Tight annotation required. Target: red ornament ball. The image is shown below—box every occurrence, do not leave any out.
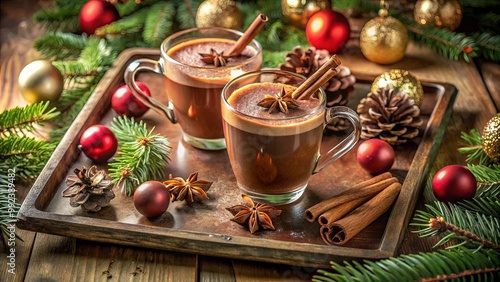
[111,82,151,118]
[305,10,350,54]
[80,124,118,163]
[432,165,477,203]
[357,139,395,175]
[79,0,120,35]
[133,181,171,218]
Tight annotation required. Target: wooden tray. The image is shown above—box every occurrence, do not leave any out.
[17,48,457,268]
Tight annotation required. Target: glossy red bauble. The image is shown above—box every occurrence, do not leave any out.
[305,10,350,54]
[357,139,395,175]
[432,165,477,203]
[111,82,151,118]
[79,0,120,35]
[133,181,171,218]
[80,124,118,163]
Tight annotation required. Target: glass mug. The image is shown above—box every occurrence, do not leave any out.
[221,70,361,205]
[124,27,262,150]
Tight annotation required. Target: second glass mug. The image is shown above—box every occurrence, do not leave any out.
[221,69,361,205]
[124,27,263,150]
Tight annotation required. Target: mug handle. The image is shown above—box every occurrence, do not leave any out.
[124,58,176,123]
[313,106,361,174]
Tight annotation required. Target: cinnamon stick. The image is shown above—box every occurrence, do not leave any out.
[305,172,395,222]
[291,55,342,100]
[227,14,268,57]
[320,182,402,245]
[317,194,371,226]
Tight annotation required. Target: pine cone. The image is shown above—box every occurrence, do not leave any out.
[279,46,356,131]
[356,88,424,145]
[62,166,115,212]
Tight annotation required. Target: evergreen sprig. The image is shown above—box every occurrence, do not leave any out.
[0,136,55,180]
[411,201,499,249]
[108,116,171,196]
[33,32,89,60]
[472,32,500,63]
[142,1,176,47]
[0,101,59,138]
[458,129,492,166]
[313,247,500,282]
[467,164,500,197]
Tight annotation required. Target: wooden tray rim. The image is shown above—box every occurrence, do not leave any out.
[17,48,458,268]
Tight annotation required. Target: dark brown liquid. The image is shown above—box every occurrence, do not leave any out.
[222,82,324,194]
[165,39,260,140]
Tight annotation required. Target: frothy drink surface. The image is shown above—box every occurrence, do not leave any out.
[223,82,323,136]
[164,38,260,140]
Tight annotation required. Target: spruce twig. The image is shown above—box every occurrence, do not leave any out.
[313,247,500,282]
[428,216,500,250]
[0,102,59,138]
[411,201,500,249]
[108,116,171,196]
[458,129,492,166]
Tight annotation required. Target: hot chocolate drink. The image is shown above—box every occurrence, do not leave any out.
[222,82,324,197]
[164,38,261,144]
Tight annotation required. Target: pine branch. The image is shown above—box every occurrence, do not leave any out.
[0,136,56,180]
[458,197,500,218]
[411,201,500,249]
[466,164,500,197]
[94,8,149,40]
[176,0,200,30]
[458,129,492,166]
[33,32,89,60]
[401,18,478,62]
[472,32,500,63]
[0,102,59,138]
[313,247,500,282]
[33,5,81,32]
[108,116,171,196]
[49,88,93,134]
[142,1,175,47]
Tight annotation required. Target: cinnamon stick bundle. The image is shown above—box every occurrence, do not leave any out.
[291,55,342,100]
[320,182,402,245]
[227,14,268,57]
[305,172,396,222]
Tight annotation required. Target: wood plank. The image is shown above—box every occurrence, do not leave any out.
[476,59,500,112]
[25,233,198,281]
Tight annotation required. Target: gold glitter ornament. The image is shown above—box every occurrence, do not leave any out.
[371,69,423,107]
[195,0,244,30]
[281,0,332,30]
[482,114,500,163]
[18,60,63,104]
[360,1,408,64]
[414,0,462,31]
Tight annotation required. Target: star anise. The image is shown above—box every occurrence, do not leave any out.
[226,194,282,234]
[199,48,229,67]
[257,87,300,114]
[163,172,212,203]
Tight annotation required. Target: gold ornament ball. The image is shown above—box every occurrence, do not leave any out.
[482,114,500,163]
[281,0,332,30]
[196,0,244,30]
[18,60,63,104]
[360,9,408,65]
[371,69,423,107]
[414,0,463,31]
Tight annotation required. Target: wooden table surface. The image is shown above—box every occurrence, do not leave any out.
[1,1,499,281]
